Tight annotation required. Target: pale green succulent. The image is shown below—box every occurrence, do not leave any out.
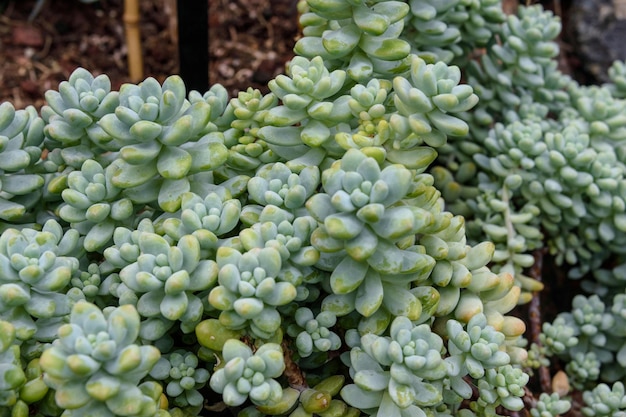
[475,365,528,413]
[0,320,26,409]
[287,307,341,357]
[340,317,446,416]
[98,75,229,211]
[4,0,626,414]
[57,159,137,251]
[247,163,320,213]
[149,350,210,408]
[209,339,285,407]
[295,0,412,81]
[530,392,571,417]
[39,301,162,417]
[0,102,46,222]
[118,230,218,335]
[606,60,626,99]
[582,382,626,417]
[390,55,478,149]
[404,0,505,64]
[209,245,296,339]
[41,67,120,159]
[0,220,81,341]
[566,351,601,390]
[160,190,242,252]
[334,78,393,152]
[219,88,280,175]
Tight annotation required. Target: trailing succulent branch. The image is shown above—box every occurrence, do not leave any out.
[2,0,626,416]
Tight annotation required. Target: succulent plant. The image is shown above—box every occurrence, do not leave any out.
[149,350,210,409]
[208,245,296,339]
[287,307,341,357]
[582,382,626,417]
[530,392,571,417]
[39,301,162,417]
[0,102,46,222]
[4,0,626,414]
[209,339,285,407]
[117,229,218,335]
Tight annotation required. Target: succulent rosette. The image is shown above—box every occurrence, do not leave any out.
[149,350,210,409]
[208,245,296,339]
[160,189,242,252]
[41,68,121,163]
[39,301,162,417]
[390,55,479,149]
[209,339,285,407]
[287,307,341,357]
[295,0,411,81]
[0,220,81,340]
[98,75,229,212]
[58,159,137,252]
[117,230,218,336]
[0,320,26,409]
[340,316,448,416]
[218,88,280,175]
[0,102,46,222]
[307,148,437,323]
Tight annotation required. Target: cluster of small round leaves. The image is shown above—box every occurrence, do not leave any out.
[446,313,511,380]
[118,231,218,334]
[606,60,626,99]
[68,262,102,303]
[530,392,572,417]
[160,190,242,251]
[97,75,228,211]
[390,56,478,149]
[405,0,505,63]
[0,220,81,340]
[295,1,411,81]
[0,321,26,408]
[568,85,626,145]
[39,302,162,417]
[209,246,296,339]
[103,218,156,270]
[466,114,626,280]
[0,102,46,221]
[307,148,430,262]
[41,68,120,154]
[340,316,446,415]
[540,316,578,355]
[540,293,626,387]
[247,163,320,212]
[239,216,320,287]
[219,88,279,175]
[582,382,626,417]
[287,308,341,357]
[266,56,349,126]
[188,83,231,130]
[565,351,601,390]
[465,6,563,120]
[335,79,393,152]
[149,350,210,408]
[475,365,528,413]
[209,339,285,407]
[58,159,136,251]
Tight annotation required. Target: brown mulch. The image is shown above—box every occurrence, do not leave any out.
[0,0,299,109]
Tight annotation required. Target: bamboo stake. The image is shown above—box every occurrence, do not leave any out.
[123,0,143,82]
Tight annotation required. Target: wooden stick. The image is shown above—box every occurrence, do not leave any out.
[123,0,144,82]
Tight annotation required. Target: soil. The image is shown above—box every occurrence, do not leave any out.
[0,0,299,109]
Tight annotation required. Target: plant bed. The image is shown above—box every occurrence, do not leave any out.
[2,1,626,417]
